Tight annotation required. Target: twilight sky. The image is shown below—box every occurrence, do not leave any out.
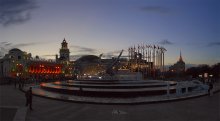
[0,0,219,65]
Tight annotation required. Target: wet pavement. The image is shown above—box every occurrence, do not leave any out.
[0,84,219,121]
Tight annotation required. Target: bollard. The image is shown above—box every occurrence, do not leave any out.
[186,86,188,94]
[176,82,180,96]
[167,82,170,96]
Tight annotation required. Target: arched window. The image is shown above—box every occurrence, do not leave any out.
[18,56,21,60]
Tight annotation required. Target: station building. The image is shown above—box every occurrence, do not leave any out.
[0,39,73,80]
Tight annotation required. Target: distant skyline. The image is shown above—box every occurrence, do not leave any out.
[0,0,219,65]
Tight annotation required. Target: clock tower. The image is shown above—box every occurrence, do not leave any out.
[59,38,70,61]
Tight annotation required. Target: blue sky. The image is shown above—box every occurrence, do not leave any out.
[0,0,219,65]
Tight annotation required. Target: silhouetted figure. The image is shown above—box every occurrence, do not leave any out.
[21,78,25,88]
[9,78,12,85]
[208,82,213,96]
[79,81,83,92]
[14,78,17,88]
[25,87,33,110]
[18,78,22,89]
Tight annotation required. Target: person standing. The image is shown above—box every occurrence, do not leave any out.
[208,82,213,96]
[25,88,29,106]
[14,78,17,88]
[25,87,33,110]
[18,77,22,89]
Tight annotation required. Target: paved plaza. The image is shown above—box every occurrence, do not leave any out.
[0,84,219,121]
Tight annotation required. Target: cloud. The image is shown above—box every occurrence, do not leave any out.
[5,43,12,46]
[0,43,9,57]
[70,45,98,54]
[69,54,89,61]
[103,50,123,59]
[0,41,39,58]
[208,42,220,46]
[42,54,56,57]
[140,6,170,14]
[68,47,124,60]
[0,0,37,26]
[0,42,11,57]
[0,42,8,44]
[0,46,8,57]
[159,39,173,45]
[69,45,126,60]
[12,42,38,48]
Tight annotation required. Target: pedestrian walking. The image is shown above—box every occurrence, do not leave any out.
[25,87,33,110]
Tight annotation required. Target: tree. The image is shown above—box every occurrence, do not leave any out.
[186,67,198,78]
[210,63,220,79]
[197,64,210,74]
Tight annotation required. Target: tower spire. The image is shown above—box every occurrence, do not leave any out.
[179,50,183,62]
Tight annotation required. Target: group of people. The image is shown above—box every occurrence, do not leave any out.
[14,77,25,89]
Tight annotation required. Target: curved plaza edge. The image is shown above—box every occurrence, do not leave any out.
[21,80,220,104]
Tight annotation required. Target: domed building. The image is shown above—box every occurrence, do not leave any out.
[74,55,103,75]
[76,55,99,62]
[0,48,32,77]
[6,48,31,60]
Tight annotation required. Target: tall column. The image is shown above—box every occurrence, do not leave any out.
[156,47,159,70]
[149,45,152,77]
[128,47,131,70]
[153,45,156,78]
[146,45,149,76]
[137,45,140,72]
[128,47,130,61]
[158,47,161,72]
[167,82,170,96]
[162,47,166,79]
[160,48,163,71]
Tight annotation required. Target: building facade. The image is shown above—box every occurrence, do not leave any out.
[0,48,31,78]
[56,38,74,78]
[0,38,74,80]
[169,51,185,73]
